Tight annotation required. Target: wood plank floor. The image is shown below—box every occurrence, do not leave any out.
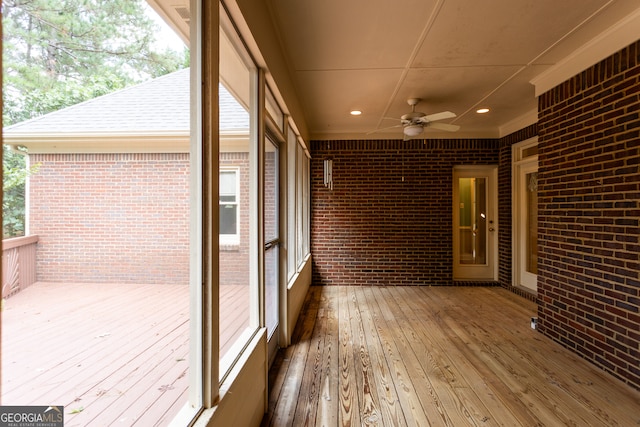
[2,281,248,426]
[263,286,640,426]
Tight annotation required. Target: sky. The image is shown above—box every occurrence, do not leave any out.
[145,4,188,53]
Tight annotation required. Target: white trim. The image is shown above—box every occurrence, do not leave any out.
[5,131,250,154]
[498,109,538,138]
[4,132,189,153]
[512,137,539,292]
[531,7,640,97]
[309,128,499,141]
[189,329,267,427]
[219,135,250,152]
[187,0,204,414]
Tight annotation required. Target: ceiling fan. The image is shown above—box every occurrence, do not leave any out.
[381,98,460,138]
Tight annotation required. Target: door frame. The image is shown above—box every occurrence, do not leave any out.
[512,137,539,292]
[452,165,498,281]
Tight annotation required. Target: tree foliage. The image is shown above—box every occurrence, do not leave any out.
[3,0,189,125]
[3,146,39,238]
[3,0,189,237]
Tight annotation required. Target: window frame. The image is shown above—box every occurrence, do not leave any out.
[181,0,314,423]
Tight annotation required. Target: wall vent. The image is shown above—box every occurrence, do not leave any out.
[174,6,190,24]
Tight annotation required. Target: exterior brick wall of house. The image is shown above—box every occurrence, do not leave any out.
[30,153,191,285]
[537,41,640,389]
[310,139,499,286]
[30,151,252,287]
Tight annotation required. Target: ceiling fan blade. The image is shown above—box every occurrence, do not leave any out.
[423,111,456,122]
[366,124,402,135]
[428,122,460,132]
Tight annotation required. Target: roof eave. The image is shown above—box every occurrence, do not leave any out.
[3,130,251,154]
[3,131,189,154]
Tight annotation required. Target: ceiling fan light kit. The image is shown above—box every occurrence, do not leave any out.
[403,124,424,137]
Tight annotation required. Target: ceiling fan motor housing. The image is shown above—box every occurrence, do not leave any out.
[401,111,427,124]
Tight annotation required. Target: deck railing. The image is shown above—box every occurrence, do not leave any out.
[2,235,39,298]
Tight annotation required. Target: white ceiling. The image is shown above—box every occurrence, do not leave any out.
[150,0,640,140]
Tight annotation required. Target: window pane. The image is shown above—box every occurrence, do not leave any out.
[265,138,278,242]
[219,83,252,365]
[219,170,238,238]
[522,145,539,158]
[220,204,238,234]
[2,3,195,424]
[220,171,237,195]
[302,151,310,257]
[296,145,304,266]
[265,244,279,335]
[287,127,297,280]
[219,10,258,380]
[265,136,279,337]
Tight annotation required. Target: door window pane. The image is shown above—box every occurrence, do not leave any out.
[526,172,538,274]
[458,177,487,265]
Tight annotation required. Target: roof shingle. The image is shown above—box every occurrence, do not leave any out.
[4,68,249,134]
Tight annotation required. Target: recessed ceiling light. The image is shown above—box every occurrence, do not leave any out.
[476,108,490,114]
[350,110,362,116]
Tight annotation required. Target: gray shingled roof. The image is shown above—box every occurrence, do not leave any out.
[4,68,249,134]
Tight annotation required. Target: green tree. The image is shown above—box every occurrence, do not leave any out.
[3,145,39,238]
[3,0,188,125]
[2,0,188,236]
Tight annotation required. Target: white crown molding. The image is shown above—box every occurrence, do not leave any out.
[4,132,189,154]
[5,131,251,154]
[498,109,538,138]
[531,7,640,97]
[310,127,500,141]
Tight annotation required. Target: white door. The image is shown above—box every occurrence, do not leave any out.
[513,138,538,291]
[453,165,498,281]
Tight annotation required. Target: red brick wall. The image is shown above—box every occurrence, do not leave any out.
[30,151,252,288]
[310,139,499,286]
[30,153,190,285]
[537,41,640,389]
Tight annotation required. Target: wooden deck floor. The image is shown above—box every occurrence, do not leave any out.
[264,286,640,426]
[1,281,248,426]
